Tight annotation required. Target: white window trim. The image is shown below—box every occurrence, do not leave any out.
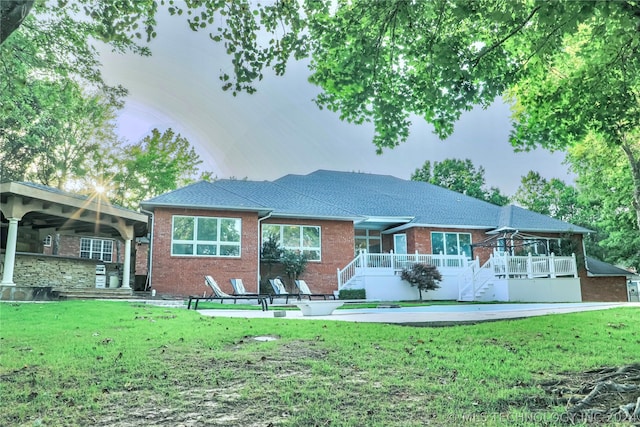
[43,235,52,247]
[430,232,472,258]
[80,237,114,262]
[262,224,322,261]
[171,215,242,258]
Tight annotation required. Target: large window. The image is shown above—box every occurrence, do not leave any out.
[262,224,321,261]
[172,216,241,257]
[355,229,381,254]
[80,238,114,262]
[431,232,472,258]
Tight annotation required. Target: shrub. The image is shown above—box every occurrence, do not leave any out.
[338,289,366,300]
[281,250,308,287]
[400,263,442,300]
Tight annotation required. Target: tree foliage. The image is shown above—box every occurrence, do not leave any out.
[514,153,639,270]
[280,250,308,286]
[1,1,131,187]
[107,128,203,209]
[400,263,442,300]
[3,0,639,244]
[513,172,581,223]
[567,134,640,270]
[411,158,509,205]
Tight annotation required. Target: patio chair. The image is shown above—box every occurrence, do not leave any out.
[268,277,300,304]
[198,275,268,311]
[230,278,273,304]
[294,280,337,300]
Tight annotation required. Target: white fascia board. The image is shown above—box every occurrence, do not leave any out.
[354,216,415,224]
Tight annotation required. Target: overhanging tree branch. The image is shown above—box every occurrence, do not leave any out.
[472,5,541,67]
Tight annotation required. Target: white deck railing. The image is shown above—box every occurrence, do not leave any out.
[339,251,579,292]
[489,252,578,279]
[458,252,578,301]
[337,251,469,289]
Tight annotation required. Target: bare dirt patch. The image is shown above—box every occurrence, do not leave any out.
[91,339,329,427]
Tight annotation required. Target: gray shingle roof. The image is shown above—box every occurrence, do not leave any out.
[496,205,591,234]
[586,257,635,277]
[141,179,359,219]
[142,170,591,234]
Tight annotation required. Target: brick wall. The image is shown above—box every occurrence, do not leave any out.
[150,208,260,297]
[406,228,492,262]
[150,209,355,297]
[135,242,149,275]
[579,271,628,301]
[43,234,120,263]
[260,218,354,295]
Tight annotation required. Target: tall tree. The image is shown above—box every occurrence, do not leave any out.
[513,172,581,223]
[507,5,640,233]
[567,134,640,269]
[411,159,509,205]
[0,81,119,188]
[0,0,34,44]
[0,2,128,185]
[108,128,203,209]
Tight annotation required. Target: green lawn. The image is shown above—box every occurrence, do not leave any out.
[0,301,638,426]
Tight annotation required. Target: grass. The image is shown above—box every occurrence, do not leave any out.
[0,301,638,426]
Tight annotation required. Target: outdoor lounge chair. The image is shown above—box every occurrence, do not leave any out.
[268,277,300,304]
[189,276,268,311]
[230,278,273,303]
[294,280,337,300]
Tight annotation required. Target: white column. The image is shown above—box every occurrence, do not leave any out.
[121,239,132,289]
[1,218,19,286]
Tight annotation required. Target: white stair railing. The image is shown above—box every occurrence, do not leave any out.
[458,256,494,301]
[337,252,365,289]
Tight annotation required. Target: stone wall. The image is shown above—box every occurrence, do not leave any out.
[12,253,121,289]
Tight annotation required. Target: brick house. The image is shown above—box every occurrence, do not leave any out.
[139,170,629,302]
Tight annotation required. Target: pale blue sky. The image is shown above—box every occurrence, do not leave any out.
[97,9,572,196]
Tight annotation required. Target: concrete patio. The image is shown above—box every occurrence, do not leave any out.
[195,302,638,325]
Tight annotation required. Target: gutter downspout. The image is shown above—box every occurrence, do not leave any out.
[141,209,154,292]
[257,212,273,294]
[581,234,589,277]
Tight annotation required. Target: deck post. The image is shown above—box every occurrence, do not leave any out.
[572,253,578,278]
[549,253,556,278]
[527,253,533,278]
[504,253,510,278]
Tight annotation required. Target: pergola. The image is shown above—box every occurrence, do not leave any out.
[0,181,148,288]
